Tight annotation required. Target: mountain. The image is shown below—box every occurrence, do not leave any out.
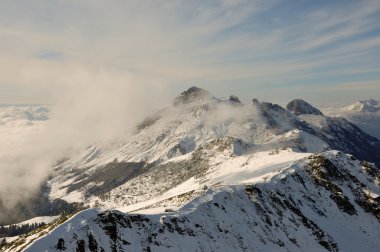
[4,151,380,252]
[345,99,380,113]
[324,99,380,139]
[2,88,380,251]
[286,99,323,116]
[39,88,379,207]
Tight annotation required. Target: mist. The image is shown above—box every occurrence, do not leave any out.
[0,67,168,218]
[200,103,251,138]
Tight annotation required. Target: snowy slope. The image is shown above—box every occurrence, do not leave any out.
[93,148,311,211]
[345,99,380,113]
[5,151,380,252]
[1,216,60,245]
[3,216,60,228]
[339,99,380,139]
[323,102,380,140]
[45,88,380,207]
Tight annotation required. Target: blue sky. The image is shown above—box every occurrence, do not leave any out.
[0,0,379,105]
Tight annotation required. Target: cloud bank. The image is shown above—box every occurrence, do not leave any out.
[0,67,165,214]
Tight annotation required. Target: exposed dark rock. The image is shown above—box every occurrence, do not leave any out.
[308,155,357,215]
[137,113,162,131]
[66,161,147,197]
[229,95,241,104]
[56,238,66,250]
[88,233,98,252]
[287,99,323,116]
[174,86,212,105]
[76,240,85,252]
[251,98,260,105]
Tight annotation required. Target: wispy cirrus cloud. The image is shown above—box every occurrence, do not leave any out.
[0,0,379,104]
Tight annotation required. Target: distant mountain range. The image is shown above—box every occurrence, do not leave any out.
[345,99,380,113]
[323,99,380,139]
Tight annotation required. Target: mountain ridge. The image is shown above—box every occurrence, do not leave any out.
[4,151,380,252]
[345,99,380,113]
[2,87,380,252]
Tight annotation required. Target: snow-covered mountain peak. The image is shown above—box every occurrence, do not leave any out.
[173,86,213,105]
[287,99,323,116]
[345,99,380,113]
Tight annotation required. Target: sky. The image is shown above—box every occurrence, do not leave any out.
[0,0,380,105]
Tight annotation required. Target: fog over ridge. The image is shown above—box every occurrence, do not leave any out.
[0,67,167,213]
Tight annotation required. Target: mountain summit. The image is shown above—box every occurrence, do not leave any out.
[173,86,212,105]
[345,99,380,113]
[286,99,323,116]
